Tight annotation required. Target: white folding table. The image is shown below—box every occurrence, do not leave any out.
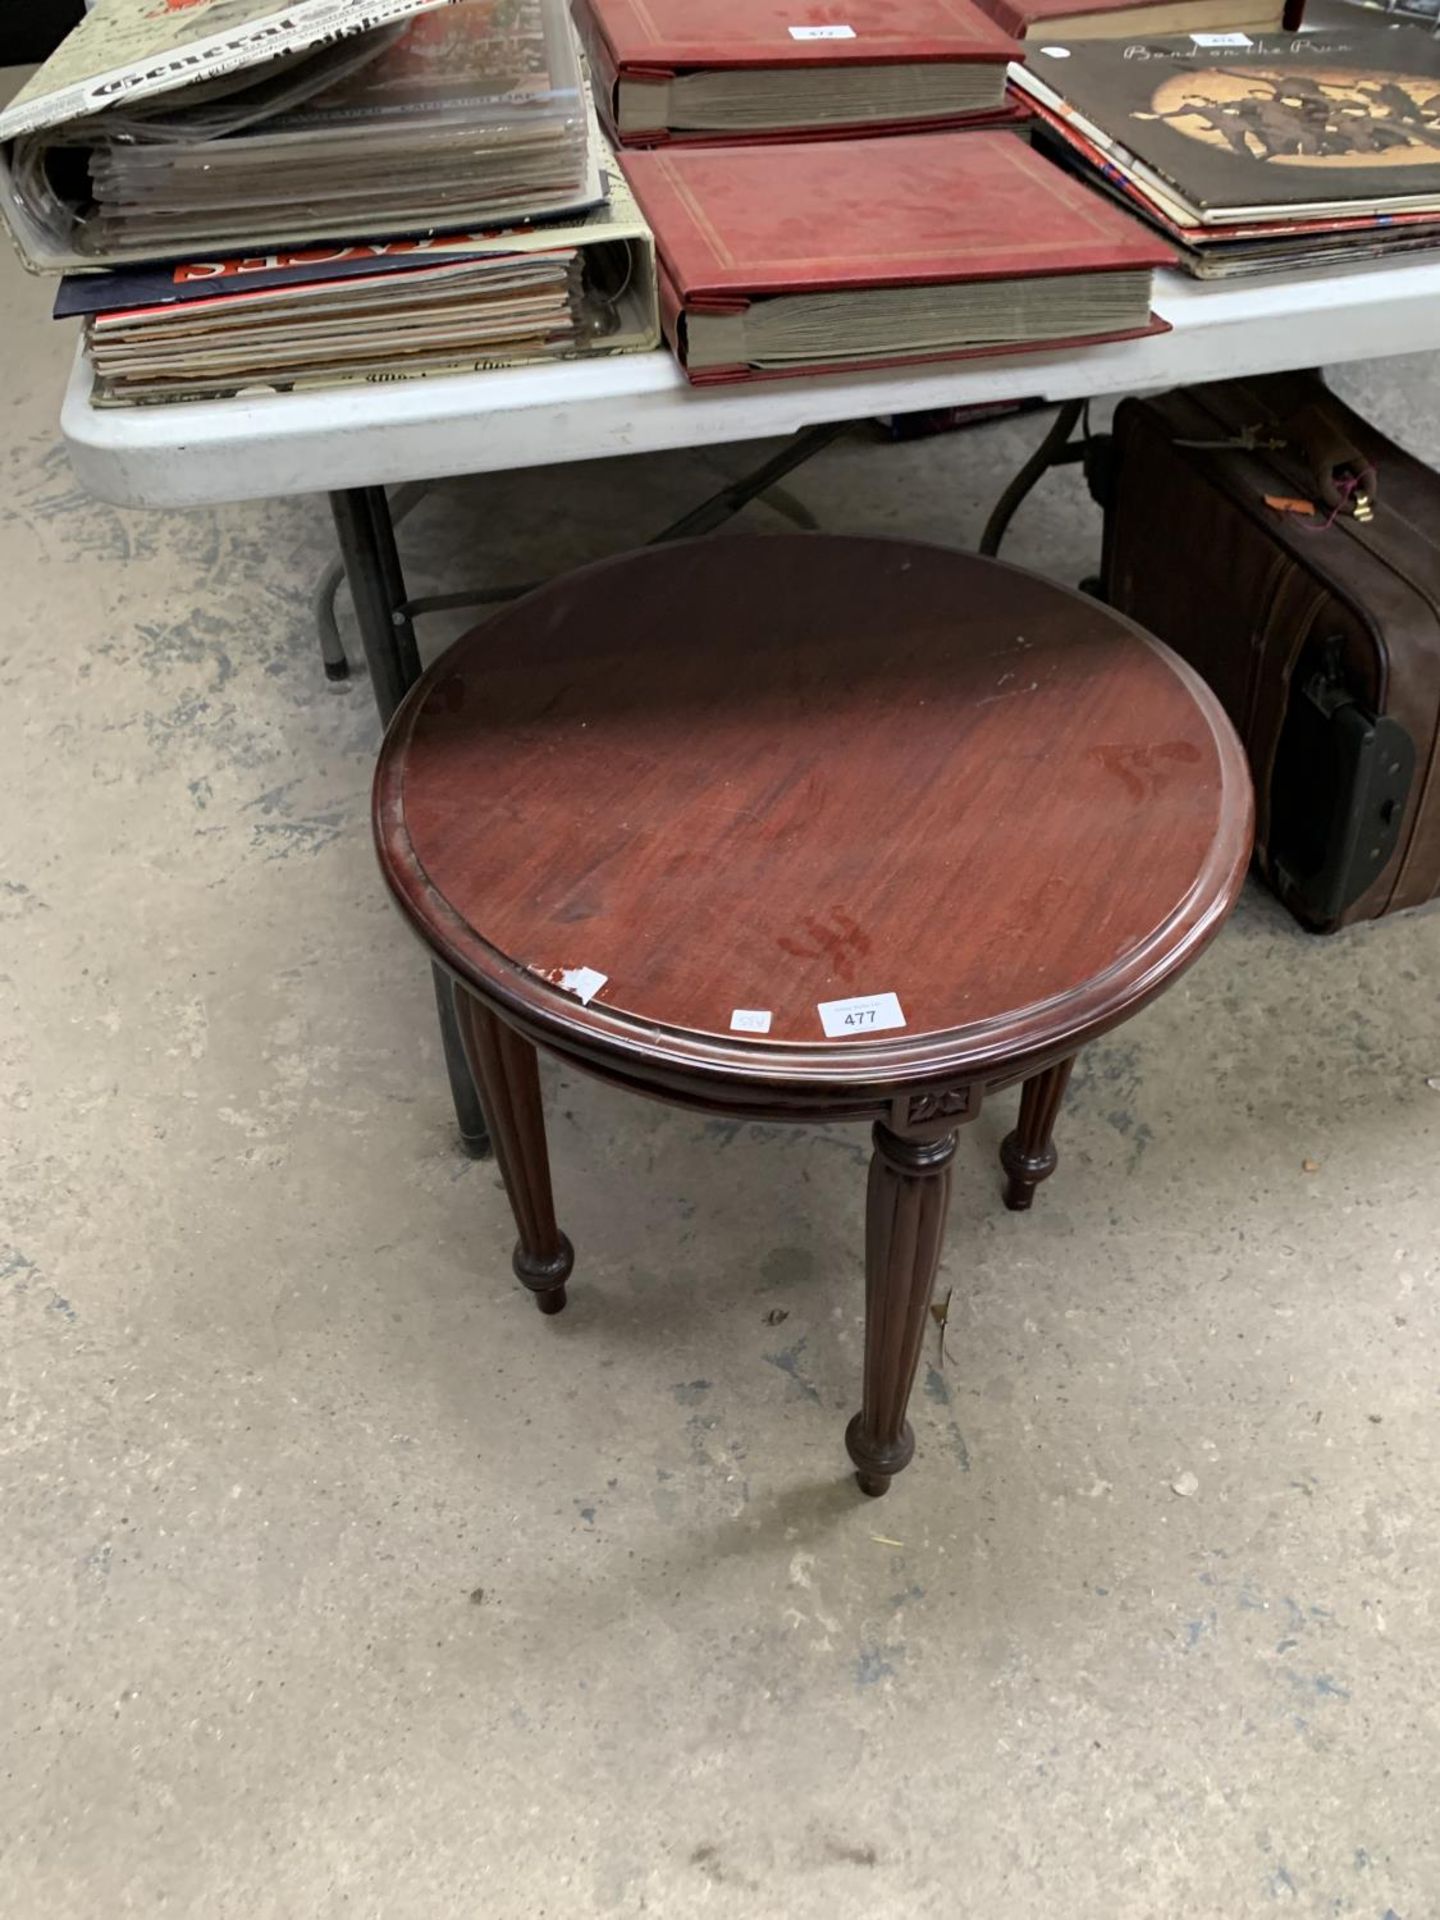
[59,250,1440,1148]
[63,253,1440,507]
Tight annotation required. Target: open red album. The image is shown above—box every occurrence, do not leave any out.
[575,0,1021,146]
[619,130,1174,385]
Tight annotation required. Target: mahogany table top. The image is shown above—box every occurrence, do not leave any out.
[375,535,1251,1093]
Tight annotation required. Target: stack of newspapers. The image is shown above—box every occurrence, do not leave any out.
[0,0,658,403]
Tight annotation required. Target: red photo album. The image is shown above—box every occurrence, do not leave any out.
[619,131,1174,386]
[576,0,1022,146]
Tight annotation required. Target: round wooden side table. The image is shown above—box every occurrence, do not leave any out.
[374,536,1252,1496]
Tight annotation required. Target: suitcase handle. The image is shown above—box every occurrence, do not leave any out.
[1282,397,1378,513]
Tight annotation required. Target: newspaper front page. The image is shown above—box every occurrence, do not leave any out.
[0,0,452,142]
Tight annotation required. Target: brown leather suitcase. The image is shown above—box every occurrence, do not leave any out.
[1102,371,1440,931]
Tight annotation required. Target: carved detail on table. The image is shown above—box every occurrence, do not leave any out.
[902,1084,978,1128]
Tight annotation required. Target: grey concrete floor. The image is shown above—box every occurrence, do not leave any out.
[3,222,1439,1917]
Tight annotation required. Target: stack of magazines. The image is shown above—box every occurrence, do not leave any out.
[58,177,657,404]
[1,0,660,403]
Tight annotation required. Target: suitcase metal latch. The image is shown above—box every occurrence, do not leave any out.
[1270,641,1416,926]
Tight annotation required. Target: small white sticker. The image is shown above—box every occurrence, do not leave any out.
[555,966,607,1006]
[818,992,906,1039]
[730,1009,773,1034]
[1039,43,1071,56]
[789,23,856,38]
[1190,29,1252,44]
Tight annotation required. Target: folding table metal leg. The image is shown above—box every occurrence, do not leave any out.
[329,487,420,721]
[328,487,491,1159]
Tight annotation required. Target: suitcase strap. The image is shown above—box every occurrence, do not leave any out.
[1172,407,1375,518]
[1168,383,1440,615]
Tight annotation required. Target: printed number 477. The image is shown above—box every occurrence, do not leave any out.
[845,1009,876,1026]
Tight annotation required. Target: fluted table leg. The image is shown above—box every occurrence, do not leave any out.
[1000,1055,1076,1212]
[455,991,574,1314]
[846,1122,957,1497]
